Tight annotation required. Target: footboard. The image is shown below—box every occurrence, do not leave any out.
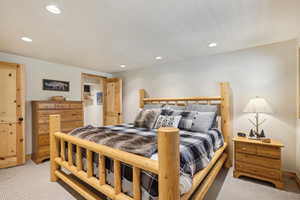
[50,114,180,200]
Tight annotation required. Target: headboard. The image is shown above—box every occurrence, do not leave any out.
[139,82,232,166]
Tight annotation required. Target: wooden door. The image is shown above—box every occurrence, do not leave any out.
[104,78,122,125]
[0,61,25,168]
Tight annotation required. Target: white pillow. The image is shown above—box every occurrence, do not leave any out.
[154,115,182,129]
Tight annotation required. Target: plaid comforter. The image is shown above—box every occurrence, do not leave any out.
[68,123,224,199]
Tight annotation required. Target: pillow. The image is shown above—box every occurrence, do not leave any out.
[185,104,218,112]
[154,115,182,129]
[163,105,186,110]
[186,104,218,128]
[134,109,161,129]
[190,112,216,132]
[144,104,164,109]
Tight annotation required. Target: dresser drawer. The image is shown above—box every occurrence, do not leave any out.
[70,103,83,109]
[62,121,83,132]
[236,162,281,180]
[236,142,257,155]
[37,103,55,110]
[55,103,70,109]
[235,153,280,169]
[38,146,50,158]
[63,110,83,121]
[38,134,49,146]
[257,145,281,159]
[37,110,82,124]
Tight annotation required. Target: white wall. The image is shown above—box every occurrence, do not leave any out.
[0,52,112,154]
[115,40,298,171]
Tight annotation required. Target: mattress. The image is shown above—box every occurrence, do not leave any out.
[67,123,224,200]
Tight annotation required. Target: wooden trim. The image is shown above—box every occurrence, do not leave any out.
[282,171,300,189]
[139,89,145,108]
[220,82,232,168]
[143,96,223,102]
[296,174,300,189]
[16,64,26,165]
[26,154,31,161]
[54,131,159,174]
[191,153,227,200]
[49,115,61,182]
[158,127,180,200]
[55,170,103,200]
[182,143,227,200]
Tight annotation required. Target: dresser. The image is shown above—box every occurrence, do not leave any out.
[233,137,284,189]
[31,101,83,164]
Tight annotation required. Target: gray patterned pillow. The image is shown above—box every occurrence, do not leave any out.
[144,104,164,109]
[186,104,218,112]
[154,115,182,129]
[163,105,186,110]
[190,112,216,132]
[134,109,161,129]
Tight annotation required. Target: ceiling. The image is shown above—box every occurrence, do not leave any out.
[0,0,300,73]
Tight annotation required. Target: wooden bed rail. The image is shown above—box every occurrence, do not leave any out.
[50,114,181,200]
[50,82,231,200]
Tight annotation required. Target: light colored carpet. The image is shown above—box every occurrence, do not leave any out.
[0,160,299,200]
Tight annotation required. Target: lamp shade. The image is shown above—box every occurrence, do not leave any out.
[243,97,273,114]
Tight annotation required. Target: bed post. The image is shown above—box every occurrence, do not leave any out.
[139,89,145,108]
[220,82,232,168]
[158,127,180,200]
[50,115,61,182]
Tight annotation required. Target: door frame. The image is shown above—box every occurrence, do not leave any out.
[81,73,107,126]
[0,61,25,168]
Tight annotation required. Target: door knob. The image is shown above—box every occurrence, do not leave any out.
[19,117,24,122]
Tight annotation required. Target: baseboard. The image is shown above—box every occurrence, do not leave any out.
[25,154,31,161]
[295,174,300,189]
[283,171,300,189]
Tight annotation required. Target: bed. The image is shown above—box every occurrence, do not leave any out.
[49,82,232,200]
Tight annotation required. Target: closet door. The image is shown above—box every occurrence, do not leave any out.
[104,78,122,125]
[0,62,25,168]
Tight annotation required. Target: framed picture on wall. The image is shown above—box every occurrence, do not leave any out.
[43,79,70,92]
[97,92,103,105]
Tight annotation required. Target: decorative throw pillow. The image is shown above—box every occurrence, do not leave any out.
[134,109,161,129]
[144,104,164,109]
[186,104,218,130]
[186,104,218,113]
[190,112,216,133]
[154,115,182,129]
[163,105,186,110]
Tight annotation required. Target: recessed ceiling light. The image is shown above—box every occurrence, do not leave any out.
[46,5,61,14]
[155,56,163,60]
[21,37,33,42]
[208,42,217,47]
[120,65,126,68]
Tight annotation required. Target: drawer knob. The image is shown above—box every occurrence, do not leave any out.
[242,147,246,150]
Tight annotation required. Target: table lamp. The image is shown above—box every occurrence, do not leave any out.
[243,97,273,139]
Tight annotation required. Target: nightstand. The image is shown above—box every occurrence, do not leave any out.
[233,137,284,189]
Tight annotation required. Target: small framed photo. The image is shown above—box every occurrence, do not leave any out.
[96,92,103,105]
[43,79,70,92]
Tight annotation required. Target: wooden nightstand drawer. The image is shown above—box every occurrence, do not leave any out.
[236,162,281,180]
[236,142,257,155]
[257,145,280,159]
[235,153,280,169]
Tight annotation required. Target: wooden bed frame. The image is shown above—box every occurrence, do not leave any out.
[49,82,232,200]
